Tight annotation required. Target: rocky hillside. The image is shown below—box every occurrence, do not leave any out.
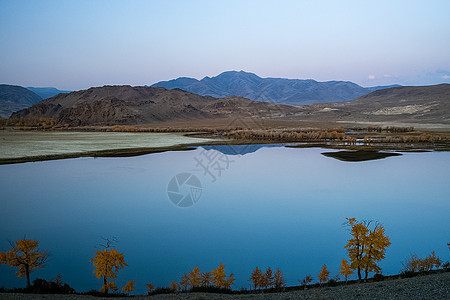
[10,85,298,126]
[301,84,450,125]
[152,71,399,105]
[0,85,42,118]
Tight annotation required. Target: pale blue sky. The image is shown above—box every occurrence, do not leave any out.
[0,0,449,90]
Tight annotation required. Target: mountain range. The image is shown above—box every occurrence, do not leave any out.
[27,87,71,99]
[10,85,297,126]
[9,84,449,128]
[152,71,400,105]
[0,84,42,118]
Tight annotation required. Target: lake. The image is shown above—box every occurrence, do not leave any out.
[0,144,449,294]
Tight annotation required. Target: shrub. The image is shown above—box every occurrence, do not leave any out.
[402,252,442,273]
[190,286,233,294]
[300,275,313,289]
[31,276,75,294]
[149,287,173,295]
[400,271,416,278]
[373,273,384,282]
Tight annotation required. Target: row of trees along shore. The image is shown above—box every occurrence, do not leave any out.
[1,217,449,295]
[1,121,448,145]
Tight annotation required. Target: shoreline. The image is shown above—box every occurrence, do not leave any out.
[1,271,449,299]
[0,138,447,165]
[1,127,449,165]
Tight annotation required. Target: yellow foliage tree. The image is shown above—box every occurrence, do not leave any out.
[0,239,48,288]
[121,280,135,293]
[145,283,154,294]
[100,281,117,293]
[273,268,285,289]
[300,275,312,289]
[262,267,274,288]
[179,273,190,291]
[170,281,180,293]
[200,271,213,287]
[250,266,263,289]
[223,273,235,288]
[189,266,201,288]
[211,263,234,288]
[211,263,227,287]
[345,218,391,281]
[339,259,354,283]
[318,264,330,285]
[90,248,127,294]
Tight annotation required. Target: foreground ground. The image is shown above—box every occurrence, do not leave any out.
[1,272,449,299]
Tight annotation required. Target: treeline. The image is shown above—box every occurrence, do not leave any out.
[367,126,414,133]
[1,219,449,296]
[1,121,448,145]
[402,251,443,273]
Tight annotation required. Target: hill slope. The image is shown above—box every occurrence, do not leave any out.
[299,84,450,125]
[152,71,400,105]
[10,85,298,126]
[27,87,71,99]
[0,84,42,118]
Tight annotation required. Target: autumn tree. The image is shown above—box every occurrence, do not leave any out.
[263,267,274,289]
[121,280,135,294]
[100,281,117,293]
[189,266,201,288]
[90,248,127,294]
[211,263,234,288]
[179,273,190,291]
[200,271,213,287]
[300,275,312,289]
[339,259,354,283]
[250,267,263,289]
[223,273,235,288]
[318,264,330,285]
[0,239,48,289]
[273,268,285,289]
[146,283,154,294]
[211,263,227,288]
[170,281,180,293]
[345,217,391,281]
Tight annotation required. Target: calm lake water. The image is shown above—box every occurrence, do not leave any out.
[0,145,449,294]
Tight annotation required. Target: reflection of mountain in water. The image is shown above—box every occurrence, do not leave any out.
[200,144,285,156]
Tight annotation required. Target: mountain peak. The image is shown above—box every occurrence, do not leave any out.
[153,71,399,104]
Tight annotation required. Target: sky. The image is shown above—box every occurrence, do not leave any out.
[0,0,449,91]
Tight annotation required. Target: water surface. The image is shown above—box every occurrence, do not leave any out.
[0,145,449,294]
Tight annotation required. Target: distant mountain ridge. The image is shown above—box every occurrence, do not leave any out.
[27,87,71,99]
[0,84,42,118]
[152,71,400,105]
